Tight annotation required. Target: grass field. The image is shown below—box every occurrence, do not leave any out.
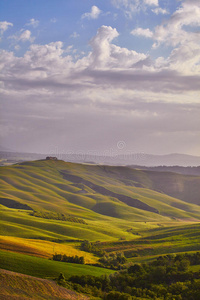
[0,236,98,263]
[93,222,200,258]
[0,250,114,279]
[1,160,200,223]
[1,159,200,298]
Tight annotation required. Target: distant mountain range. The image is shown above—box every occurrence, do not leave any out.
[0,151,200,168]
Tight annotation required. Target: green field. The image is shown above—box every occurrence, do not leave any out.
[1,159,200,299]
[1,160,200,253]
[0,250,114,279]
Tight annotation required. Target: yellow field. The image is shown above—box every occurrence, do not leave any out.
[0,236,98,264]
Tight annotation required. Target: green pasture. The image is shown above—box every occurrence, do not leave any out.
[0,250,114,279]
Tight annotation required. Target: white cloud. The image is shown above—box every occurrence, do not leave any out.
[26,18,39,28]
[70,32,80,38]
[153,1,200,47]
[131,27,153,38]
[88,25,147,69]
[19,30,34,42]
[0,21,13,34]
[9,29,35,43]
[82,5,101,20]
[152,7,169,15]
[111,0,158,17]
[144,0,158,6]
[1,24,200,154]
[89,26,119,68]
[1,24,199,95]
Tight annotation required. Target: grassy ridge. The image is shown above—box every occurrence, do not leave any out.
[1,160,200,223]
[1,207,149,241]
[1,159,200,285]
[96,222,200,258]
[0,236,98,264]
[0,250,114,279]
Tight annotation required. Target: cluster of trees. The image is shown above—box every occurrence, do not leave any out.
[80,240,127,269]
[151,252,200,267]
[30,210,87,224]
[99,252,127,270]
[52,253,85,264]
[80,240,105,256]
[64,252,200,299]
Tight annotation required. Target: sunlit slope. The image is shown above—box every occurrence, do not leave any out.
[0,160,200,229]
[1,206,147,241]
[0,269,89,300]
[96,222,200,258]
[0,250,114,279]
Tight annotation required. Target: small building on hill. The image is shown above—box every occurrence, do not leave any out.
[46,156,58,160]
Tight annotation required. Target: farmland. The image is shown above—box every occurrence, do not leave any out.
[0,159,200,299]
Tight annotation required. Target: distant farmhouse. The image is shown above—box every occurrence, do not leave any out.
[46,156,58,160]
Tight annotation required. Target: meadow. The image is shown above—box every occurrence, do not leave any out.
[1,159,200,299]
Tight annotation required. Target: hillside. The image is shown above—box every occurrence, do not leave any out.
[0,269,89,300]
[130,165,200,176]
[0,159,200,244]
[1,159,200,299]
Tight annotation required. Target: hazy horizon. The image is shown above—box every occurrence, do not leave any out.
[1,0,200,156]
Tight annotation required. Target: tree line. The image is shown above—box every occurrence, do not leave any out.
[53,253,85,264]
[57,252,200,299]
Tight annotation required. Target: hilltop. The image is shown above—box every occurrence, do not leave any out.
[1,151,200,167]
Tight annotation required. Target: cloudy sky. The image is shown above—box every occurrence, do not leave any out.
[0,0,200,156]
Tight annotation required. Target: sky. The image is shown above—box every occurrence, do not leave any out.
[0,0,200,156]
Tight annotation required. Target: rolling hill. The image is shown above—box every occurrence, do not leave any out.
[1,160,200,221]
[1,151,200,167]
[0,159,200,243]
[1,159,200,298]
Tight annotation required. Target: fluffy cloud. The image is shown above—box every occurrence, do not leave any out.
[131,28,153,38]
[153,1,200,47]
[26,18,39,28]
[144,0,158,6]
[19,30,34,42]
[0,21,13,34]
[82,6,101,19]
[9,29,35,43]
[1,23,200,154]
[152,7,168,15]
[89,26,147,69]
[89,26,119,68]
[129,1,200,75]
[1,25,199,97]
[111,0,159,16]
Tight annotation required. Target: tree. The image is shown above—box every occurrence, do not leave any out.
[57,272,66,285]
